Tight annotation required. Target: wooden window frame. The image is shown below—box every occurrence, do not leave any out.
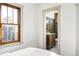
[0,3,21,45]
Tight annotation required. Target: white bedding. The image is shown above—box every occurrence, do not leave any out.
[1,47,60,56]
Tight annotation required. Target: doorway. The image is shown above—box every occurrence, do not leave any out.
[43,6,60,54]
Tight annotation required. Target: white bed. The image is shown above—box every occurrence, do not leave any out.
[1,47,60,56]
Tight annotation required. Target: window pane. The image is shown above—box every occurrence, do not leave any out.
[13,9,18,24]
[1,5,7,23]
[7,25,14,42]
[14,25,18,41]
[8,7,13,23]
[2,25,8,42]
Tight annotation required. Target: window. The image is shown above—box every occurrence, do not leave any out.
[0,3,21,45]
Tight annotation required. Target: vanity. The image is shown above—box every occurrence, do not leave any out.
[46,33,56,50]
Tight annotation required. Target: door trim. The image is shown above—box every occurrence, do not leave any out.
[42,6,61,54]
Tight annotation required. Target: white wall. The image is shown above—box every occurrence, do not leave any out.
[0,3,39,54]
[60,4,76,56]
[21,3,39,47]
[76,4,79,56]
[37,3,76,56]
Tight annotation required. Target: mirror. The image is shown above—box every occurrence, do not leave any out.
[46,10,58,38]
